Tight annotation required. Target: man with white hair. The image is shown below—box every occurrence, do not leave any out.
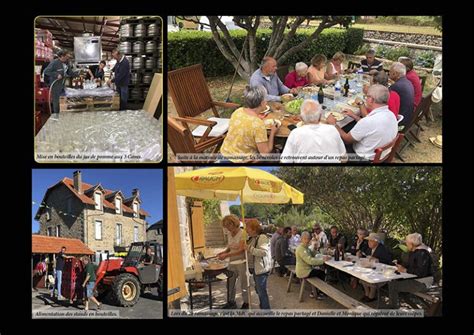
[281,99,346,163]
[389,62,415,128]
[327,84,398,161]
[249,56,298,101]
[388,233,435,308]
[284,62,309,88]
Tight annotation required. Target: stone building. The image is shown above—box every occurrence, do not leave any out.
[35,170,149,260]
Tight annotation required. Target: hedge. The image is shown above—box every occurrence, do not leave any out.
[168,28,364,77]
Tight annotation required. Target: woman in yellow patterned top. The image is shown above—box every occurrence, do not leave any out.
[220,85,280,162]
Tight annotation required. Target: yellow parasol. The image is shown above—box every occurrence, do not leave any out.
[175,167,304,308]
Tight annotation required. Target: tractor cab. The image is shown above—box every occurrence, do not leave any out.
[122,241,162,285]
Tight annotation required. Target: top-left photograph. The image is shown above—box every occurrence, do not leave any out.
[34,16,163,163]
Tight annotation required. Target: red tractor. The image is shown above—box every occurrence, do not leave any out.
[95,241,163,306]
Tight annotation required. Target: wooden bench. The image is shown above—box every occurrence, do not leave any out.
[286,265,297,292]
[299,277,372,310]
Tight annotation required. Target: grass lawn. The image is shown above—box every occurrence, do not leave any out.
[351,23,441,36]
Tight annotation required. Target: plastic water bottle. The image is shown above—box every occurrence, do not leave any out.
[334,81,341,101]
[357,69,363,83]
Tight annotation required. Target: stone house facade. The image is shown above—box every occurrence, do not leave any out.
[35,171,149,259]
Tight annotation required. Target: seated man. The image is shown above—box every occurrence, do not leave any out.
[140,247,154,265]
[389,62,415,128]
[249,56,297,102]
[360,49,384,75]
[361,233,393,302]
[275,227,295,276]
[388,233,435,308]
[281,100,346,163]
[327,84,398,162]
[296,231,329,299]
[398,57,422,108]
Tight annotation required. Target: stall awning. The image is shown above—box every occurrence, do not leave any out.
[32,235,94,255]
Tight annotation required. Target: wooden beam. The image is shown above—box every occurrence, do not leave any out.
[41,17,121,27]
[35,24,118,38]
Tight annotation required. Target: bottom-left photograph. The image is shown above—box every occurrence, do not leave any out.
[31,169,163,319]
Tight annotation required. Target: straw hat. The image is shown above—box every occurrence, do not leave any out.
[429,135,442,148]
[431,87,442,103]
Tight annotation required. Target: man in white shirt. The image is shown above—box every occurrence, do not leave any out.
[281,99,347,163]
[327,84,398,161]
[288,226,301,251]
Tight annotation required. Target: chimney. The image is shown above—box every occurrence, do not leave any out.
[132,188,140,198]
[73,170,82,194]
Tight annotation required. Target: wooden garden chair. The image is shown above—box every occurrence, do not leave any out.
[167,116,224,163]
[372,133,405,163]
[168,64,240,140]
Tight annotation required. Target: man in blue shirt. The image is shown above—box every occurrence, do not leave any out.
[249,57,297,102]
[109,49,130,110]
[389,62,415,128]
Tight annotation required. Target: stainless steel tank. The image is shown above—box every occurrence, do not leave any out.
[134,24,146,37]
[119,41,132,54]
[132,41,144,53]
[120,24,133,37]
[145,57,156,69]
[132,56,144,69]
[145,40,157,53]
[147,23,159,36]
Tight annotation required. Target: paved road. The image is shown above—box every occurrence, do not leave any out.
[32,288,162,319]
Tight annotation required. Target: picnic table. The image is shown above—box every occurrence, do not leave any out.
[324,257,417,308]
[264,77,366,138]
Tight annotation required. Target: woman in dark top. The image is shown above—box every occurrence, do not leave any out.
[348,228,371,256]
[388,233,435,308]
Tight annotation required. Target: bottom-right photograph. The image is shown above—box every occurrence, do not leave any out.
[167,166,442,318]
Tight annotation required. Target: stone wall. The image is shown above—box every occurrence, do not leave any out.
[38,184,85,240]
[84,208,147,254]
[364,30,442,47]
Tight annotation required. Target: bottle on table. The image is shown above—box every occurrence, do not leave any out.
[340,244,345,260]
[344,78,350,97]
[318,85,324,104]
[334,244,340,261]
[334,81,341,101]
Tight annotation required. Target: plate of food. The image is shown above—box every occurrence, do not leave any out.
[260,105,271,113]
[296,121,305,127]
[284,99,304,114]
[281,93,294,102]
[264,119,282,128]
[325,111,345,121]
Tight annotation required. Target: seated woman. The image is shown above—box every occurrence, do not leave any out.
[307,54,333,85]
[296,231,330,299]
[352,71,400,118]
[388,233,435,308]
[284,62,309,88]
[348,228,371,257]
[220,85,280,163]
[326,51,347,79]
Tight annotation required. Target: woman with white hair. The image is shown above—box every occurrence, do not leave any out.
[284,62,309,88]
[220,85,280,162]
[388,233,435,308]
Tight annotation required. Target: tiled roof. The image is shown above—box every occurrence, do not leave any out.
[34,178,150,218]
[32,235,94,255]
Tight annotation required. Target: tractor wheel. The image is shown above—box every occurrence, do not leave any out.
[112,273,141,307]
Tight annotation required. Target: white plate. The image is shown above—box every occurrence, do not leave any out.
[296,121,305,127]
[326,111,345,121]
[260,105,271,113]
[264,119,282,128]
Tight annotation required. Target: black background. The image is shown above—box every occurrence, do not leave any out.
[0,1,472,331]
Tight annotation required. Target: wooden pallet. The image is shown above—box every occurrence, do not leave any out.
[60,95,120,112]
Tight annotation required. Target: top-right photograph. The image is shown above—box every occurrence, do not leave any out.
[167,16,442,164]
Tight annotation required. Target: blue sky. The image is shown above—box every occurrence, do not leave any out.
[32,169,163,233]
